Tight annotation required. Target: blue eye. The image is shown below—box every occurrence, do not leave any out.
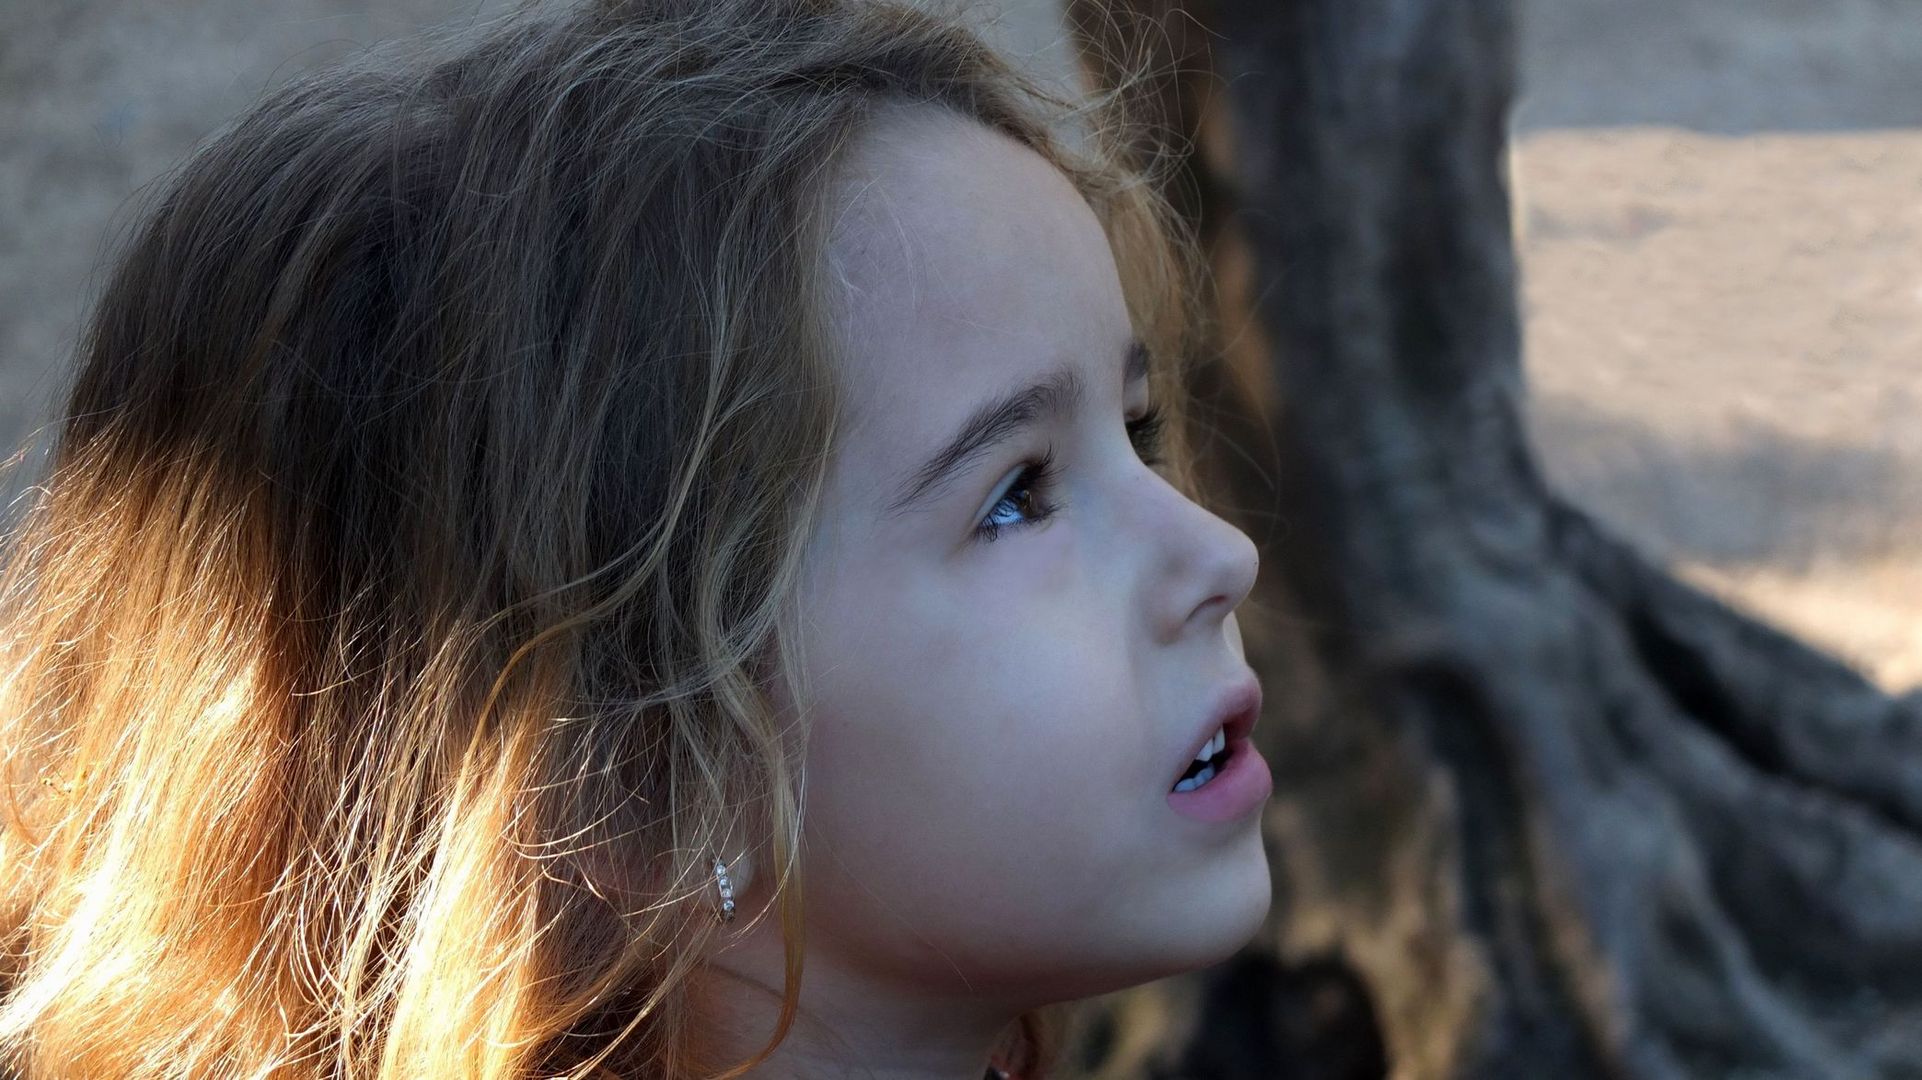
[974,449,1060,543]
[971,404,1168,544]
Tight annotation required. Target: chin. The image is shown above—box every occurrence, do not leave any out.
[1189,831,1276,961]
[1137,848,1276,980]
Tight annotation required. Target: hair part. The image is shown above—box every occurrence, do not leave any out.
[0,1,1204,1075]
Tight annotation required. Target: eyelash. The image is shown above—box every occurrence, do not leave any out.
[972,404,1168,543]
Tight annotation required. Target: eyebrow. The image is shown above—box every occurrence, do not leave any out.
[884,338,1151,518]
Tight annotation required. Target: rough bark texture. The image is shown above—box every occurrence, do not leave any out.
[1058,1,1922,1077]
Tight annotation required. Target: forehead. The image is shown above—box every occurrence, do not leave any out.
[819,102,1134,482]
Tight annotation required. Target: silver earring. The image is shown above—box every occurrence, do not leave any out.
[712,853,736,924]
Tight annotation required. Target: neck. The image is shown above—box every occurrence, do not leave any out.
[689,921,1019,1080]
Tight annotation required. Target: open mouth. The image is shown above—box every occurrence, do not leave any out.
[1172,737,1233,793]
[1166,677,1262,798]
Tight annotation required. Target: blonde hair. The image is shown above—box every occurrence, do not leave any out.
[0,0,1204,1075]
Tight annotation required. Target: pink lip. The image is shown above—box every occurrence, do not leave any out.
[1167,733,1272,823]
[1166,675,1270,824]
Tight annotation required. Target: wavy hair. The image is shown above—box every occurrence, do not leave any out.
[0,0,1205,1075]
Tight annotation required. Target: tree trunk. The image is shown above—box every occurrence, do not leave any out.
[1060,2,1922,1077]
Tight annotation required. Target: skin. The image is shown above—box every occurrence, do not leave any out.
[693,101,1267,1079]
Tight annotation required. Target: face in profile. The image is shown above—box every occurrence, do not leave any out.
[712,100,1269,1037]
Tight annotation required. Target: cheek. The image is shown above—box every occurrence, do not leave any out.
[803,651,1145,970]
[805,568,1126,798]
[792,542,1147,952]
[804,526,1120,803]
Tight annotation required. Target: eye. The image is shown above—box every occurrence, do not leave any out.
[974,448,1060,543]
[1127,403,1166,466]
[970,404,1165,544]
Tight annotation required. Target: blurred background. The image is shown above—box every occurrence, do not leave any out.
[2,0,1917,692]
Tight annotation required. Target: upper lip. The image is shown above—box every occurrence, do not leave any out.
[1170,673,1262,789]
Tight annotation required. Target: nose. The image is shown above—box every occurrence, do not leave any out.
[1150,481,1260,646]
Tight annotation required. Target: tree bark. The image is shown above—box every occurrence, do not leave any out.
[1060,2,1922,1077]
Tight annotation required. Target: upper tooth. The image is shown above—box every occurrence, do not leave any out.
[1196,727,1224,762]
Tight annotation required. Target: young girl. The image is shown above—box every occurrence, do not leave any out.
[0,1,1271,1076]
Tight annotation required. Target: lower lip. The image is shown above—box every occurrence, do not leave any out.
[1166,735,1272,823]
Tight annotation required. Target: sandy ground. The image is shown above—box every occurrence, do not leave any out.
[1514,128,1922,689]
[1507,0,1922,692]
[1,0,1916,689]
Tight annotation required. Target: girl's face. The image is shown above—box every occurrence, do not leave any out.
[725,102,1268,1033]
